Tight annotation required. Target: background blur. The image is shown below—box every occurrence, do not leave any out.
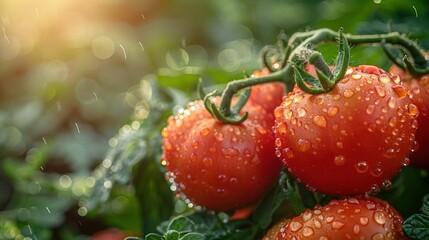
[1,0,428,239]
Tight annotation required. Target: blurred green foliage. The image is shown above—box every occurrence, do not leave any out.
[0,0,429,239]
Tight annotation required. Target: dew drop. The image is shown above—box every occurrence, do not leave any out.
[326,216,334,223]
[203,157,213,167]
[375,86,386,98]
[371,233,385,240]
[334,155,345,166]
[222,148,239,157]
[332,221,345,230]
[313,219,322,229]
[298,139,311,152]
[343,90,354,98]
[370,167,383,177]
[379,74,391,84]
[284,109,293,120]
[283,147,295,159]
[277,122,288,133]
[352,73,362,80]
[387,97,396,108]
[355,161,369,173]
[313,115,327,128]
[373,211,387,225]
[327,106,339,117]
[336,141,344,149]
[302,210,312,222]
[302,226,314,237]
[392,85,408,98]
[297,107,307,117]
[403,157,411,166]
[382,179,392,189]
[366,105,375,115]
[406,103,419,116]
[200,128,210,136]
[289,221,303,232]
[315,97,324,105]
[353,224,360,234]
[359,217,369,226]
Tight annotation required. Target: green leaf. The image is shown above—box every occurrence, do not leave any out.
[144,233,164,240]
[165,230,180,240]
[179,232,205,240]
[167,216,195,232]
[252,174,288,229]
[403,194,429,239]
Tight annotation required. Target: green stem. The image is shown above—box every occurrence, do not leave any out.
[218,67,292,117]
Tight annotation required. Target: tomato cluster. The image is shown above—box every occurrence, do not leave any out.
[160,30,429,238]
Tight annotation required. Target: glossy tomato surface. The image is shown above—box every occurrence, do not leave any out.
[264,197,406,240]
[162,97,282,211]
[274,65,419,195]
[389,64,429,169]
[248,68,286,114]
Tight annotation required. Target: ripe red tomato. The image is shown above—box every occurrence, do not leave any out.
[274,65,419,195]
[161,97,282,212]
[264,196,406,239]
[248,68,286,114]
[389,64,429,169]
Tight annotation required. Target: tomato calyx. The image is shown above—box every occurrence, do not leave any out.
[293,28,350,94]
[382,41,429,78]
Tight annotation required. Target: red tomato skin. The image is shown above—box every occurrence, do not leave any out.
[274,65,419,196]
[248,68,286,114]
[389,64,429,169]
[264,197,407,240]
[162,97,282,212]
[91,229,132,240]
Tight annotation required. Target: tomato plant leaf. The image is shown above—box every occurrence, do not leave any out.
[179,232,205,240]
[167,216,195,232]
[252,171,288,229]
[403,194,429,239]
[143,233,164,240]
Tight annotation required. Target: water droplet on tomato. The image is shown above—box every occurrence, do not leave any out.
[203,157,213,167]
[283,147,295,159]
[302,226,314,237]
[297,138,311,152]
[217,188,226,196]
[302,210,312,222]
[392,85,408,98]
[387,97,396,108]
[374,85,386,97]
[366,105,375,115]
[222,148,239,157]
[277,122,287,133]
[371,233,385,240]
[200,128,210,136]
[250,156,260,166]
[343,90,354,98]
[373,211,387,225]
[406,103,419,116]
[275,138,282,147]
[284,109,293,120]
[313,115,327,128]
[297,107,307,117]
[353,224,361,234]
[382,179,392,189]
[352,73,362,80]
[315,97,324,105]
[326,216,334,223]
[334,155,345,166]
[359,217,369,225]
[274,106,283,118]
[379,74,391,84]
[289,221,303,232]
[214,132,224,141]
[327,106,339,117]
[355,161,369,173]
[371,167,383,177]
[403,157,410,166]
[293,94,304,103]
[332,221,345,230]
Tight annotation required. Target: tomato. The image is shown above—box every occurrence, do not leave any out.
[248,68,286,114]
[161,97,282,212]
[389,64,429,169]
[274,65,419,195]
[263,196,406,240]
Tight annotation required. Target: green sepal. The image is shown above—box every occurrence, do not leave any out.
[292,65,325,94]
[332,28,350,84]
[231,87,251,114]
[404,55,429,77]
[381,44,407,71]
